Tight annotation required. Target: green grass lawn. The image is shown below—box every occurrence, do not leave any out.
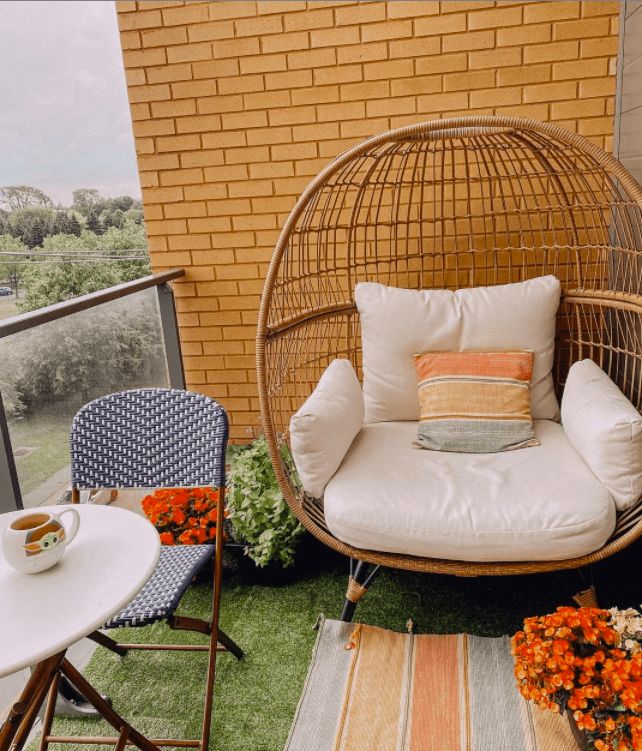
[9,410,72,496]
[29,538,642,751]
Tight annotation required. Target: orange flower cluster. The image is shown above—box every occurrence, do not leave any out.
[512,607,642,751]
[141,487,226,545]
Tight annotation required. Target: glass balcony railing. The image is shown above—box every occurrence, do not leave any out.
[0,270,185,512]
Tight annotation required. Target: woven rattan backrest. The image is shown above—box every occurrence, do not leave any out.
[258,117,642,446]
[70,388,228,489]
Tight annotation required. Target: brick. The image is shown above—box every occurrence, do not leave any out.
[212,37,260,59]
[337,41,387,65]
[340,117,389,138]
[176,114,222,134]
[271,141,317,161]
[523,80,577,103]
[269,104,316,126]
[159,167,204,186]
[364,59,414,82]
[234,14,282,37]
[192,59,239,79]
[123,47,166,68]
[468,47,521,70]
[443,30,495,53]
[389,36,441,59]
[343,80,392,100]
[582,1,619,16]
[133,119,175,137]
[292,85,339,106]
[248,161,296,179]
[316,101,365,123]
[203,164,249,182]
[118,9,162,31]
[311,25,360,48]
[524,2,580,24]
[577,116,614,136]
[263,30,309,53]
[147,63,192,84]
[366,97,416,118]
[469,87,521,108]
[552,58,608,81]
[145,219,187,235]
[141,26,188,48]
[291,122,339,142]
[284,7,333,30]
[523,40,579,64]
[468,6,522,29]
[265,69,312,90]
[198,94,243,114]
[361,19,412,42]
[127,83,170,103]
[167,42,213,64]
[219,74,265,94]
[180,150,225,168]
[288,46,336,69]
[156,134,201,153]
[239,53,287,74]
[164,202,208,219]
[415,13,466,36]
[221,110,268,130]
[497,64,550,87]
[443,70,494,92]
[125,69,146,86]
[224,145,270,164]
[183,184,228,201]
[151,99,196,118]
[579,76,616,98]
[142,186,184,203]
[245,89,291,110]
[246,125,292,145]
[162,4,209,26]
[580,37,618,58]
[553,17,611,40]
[315,64,362,86]
[171,80,217,100]
[120,30,141,50]
[188,217,233,233]
[188,20,234,43]
[210,1,258,19]
[387,1,439,18]
[206,198,252,216]
[416,52,467,76]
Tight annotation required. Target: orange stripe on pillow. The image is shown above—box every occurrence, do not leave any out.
[414,351,534,382]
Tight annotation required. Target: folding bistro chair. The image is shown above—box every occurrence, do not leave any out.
[38,388,243,751]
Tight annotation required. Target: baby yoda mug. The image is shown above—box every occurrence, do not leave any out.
[2,508,80,574]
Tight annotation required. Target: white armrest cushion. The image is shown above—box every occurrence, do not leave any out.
[289,359,364,498]
[562,359,642,511]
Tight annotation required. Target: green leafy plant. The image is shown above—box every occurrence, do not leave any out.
[227,436,304,568]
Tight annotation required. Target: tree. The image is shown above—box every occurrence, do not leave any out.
[111,196,134,212]
[71,189,105,218]
[6,208,54,248]
[0,186,53,212]
[85,208,103,235]
[0,234,27,298]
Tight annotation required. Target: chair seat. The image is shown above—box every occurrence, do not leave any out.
[104,544,213,629]
[323,420,616,563]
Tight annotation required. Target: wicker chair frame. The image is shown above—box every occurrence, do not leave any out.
[256,116,642,587]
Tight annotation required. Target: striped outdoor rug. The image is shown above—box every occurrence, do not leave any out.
[285,618,579,751]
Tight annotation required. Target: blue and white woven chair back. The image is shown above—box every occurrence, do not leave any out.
[70,388,228,489]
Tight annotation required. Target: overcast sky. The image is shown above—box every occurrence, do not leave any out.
[0,1,141,206]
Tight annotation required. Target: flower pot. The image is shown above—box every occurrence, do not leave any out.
[566,710,588,750]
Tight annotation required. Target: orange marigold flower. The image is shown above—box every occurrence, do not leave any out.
[159,532,174,546]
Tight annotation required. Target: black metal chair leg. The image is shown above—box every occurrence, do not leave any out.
[340,559,380,622]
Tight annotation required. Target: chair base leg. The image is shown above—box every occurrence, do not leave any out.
[340,559,380,623]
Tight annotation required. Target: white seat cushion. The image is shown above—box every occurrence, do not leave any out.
[324,420,615,562]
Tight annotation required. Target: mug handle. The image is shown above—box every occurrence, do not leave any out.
[58,508,80,546]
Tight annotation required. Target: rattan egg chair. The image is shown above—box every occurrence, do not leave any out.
[256,116,642,620]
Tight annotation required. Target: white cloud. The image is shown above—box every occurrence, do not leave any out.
[0,1,141,206]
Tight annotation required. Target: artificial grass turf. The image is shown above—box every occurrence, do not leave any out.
[30,537,642,751]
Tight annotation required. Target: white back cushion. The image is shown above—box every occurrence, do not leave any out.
[562,359,642,511]
[355,276,561,423]
[289,359,364,498]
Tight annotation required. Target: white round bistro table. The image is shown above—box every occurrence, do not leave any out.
[0,504,160,751]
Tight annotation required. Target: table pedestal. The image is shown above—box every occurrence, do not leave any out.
[0,651,161,751]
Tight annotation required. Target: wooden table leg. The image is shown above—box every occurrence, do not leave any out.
[59,659,160,751]
[0,652,65,751]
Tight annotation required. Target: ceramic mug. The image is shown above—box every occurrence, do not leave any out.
[2,509,80,574]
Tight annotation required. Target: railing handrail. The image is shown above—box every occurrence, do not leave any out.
[0,268,185,339]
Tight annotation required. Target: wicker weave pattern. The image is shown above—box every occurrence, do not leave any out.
[70,388,228,489]
[257,117,642,577]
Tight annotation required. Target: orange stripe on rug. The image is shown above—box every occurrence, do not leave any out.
[408,634,462,751]
[334,624,410,751]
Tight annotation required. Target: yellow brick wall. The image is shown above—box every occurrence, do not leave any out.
[116,0,619,440]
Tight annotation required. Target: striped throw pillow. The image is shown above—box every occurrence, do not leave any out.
[414,351,539,453]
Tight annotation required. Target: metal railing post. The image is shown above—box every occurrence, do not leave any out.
[156,282,186,389]
[0,391,22,512]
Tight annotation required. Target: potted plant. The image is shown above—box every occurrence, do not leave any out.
[227,436,304,582]
[512,606,642,751]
